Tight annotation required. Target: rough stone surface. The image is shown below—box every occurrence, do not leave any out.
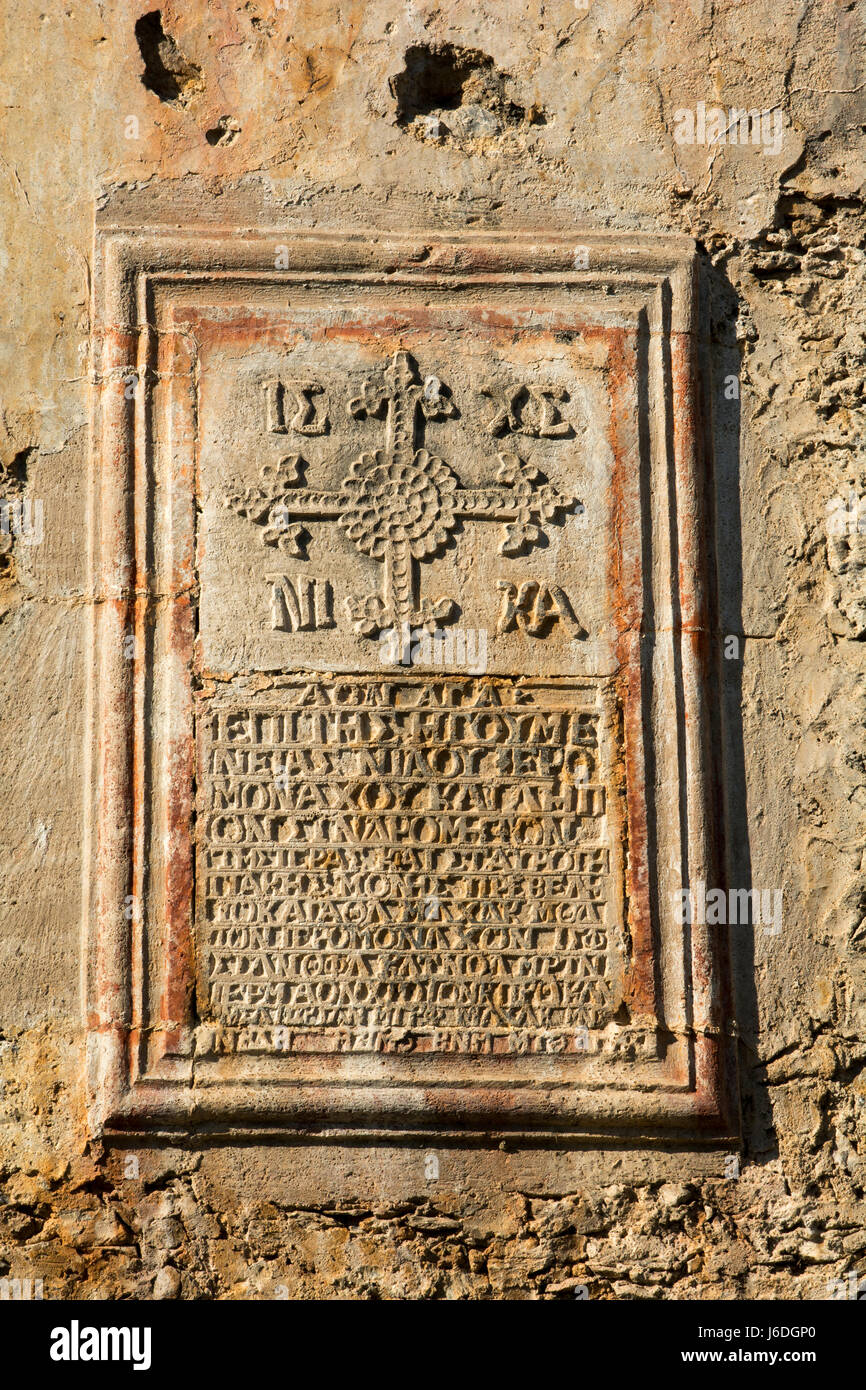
[1,0,864,1299]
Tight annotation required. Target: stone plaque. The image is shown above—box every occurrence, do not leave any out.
[85,227,736,1141]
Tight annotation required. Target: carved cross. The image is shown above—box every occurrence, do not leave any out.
[226,349,577,637]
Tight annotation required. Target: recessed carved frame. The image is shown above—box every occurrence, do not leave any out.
[85,226,738,1143]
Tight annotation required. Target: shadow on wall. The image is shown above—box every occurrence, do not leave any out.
[698,255,773,1164]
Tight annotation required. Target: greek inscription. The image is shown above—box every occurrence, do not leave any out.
[481,383,573,438]
[496,580,586,637]
[265,574,335,632]
[198,678,617,1053]
[264,379,329,435]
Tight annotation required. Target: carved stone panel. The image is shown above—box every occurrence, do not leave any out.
[85,228,737,1142]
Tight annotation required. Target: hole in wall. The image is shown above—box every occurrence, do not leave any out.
[389,43,546,143]
[135,10,205,106]
[0,448,34,586]
[205,116,242,146]
[2,447,33,488]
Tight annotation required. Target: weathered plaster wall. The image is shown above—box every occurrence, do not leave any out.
[0,0,864,1298]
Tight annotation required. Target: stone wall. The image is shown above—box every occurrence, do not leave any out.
[0,0,863,1300]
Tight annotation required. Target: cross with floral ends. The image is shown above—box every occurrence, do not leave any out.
[226,349,576,638]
